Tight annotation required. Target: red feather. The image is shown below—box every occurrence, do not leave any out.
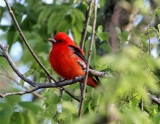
[49,32,98,88]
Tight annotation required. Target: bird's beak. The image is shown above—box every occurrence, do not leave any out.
[48,38,57,43]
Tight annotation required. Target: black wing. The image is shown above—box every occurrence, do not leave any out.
[68,45,100,85]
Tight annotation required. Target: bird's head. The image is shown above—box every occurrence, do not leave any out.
[48,32,75,46]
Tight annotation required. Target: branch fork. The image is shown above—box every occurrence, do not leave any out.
[77,60,109,77]
[0,41,103,101]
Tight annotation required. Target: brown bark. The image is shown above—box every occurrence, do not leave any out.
[102,0,138,53]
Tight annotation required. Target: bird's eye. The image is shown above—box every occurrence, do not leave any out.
[59,40,63,42]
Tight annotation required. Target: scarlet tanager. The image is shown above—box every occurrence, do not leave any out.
[48,32,99,88]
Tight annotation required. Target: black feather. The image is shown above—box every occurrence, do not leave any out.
[68,45,100,85]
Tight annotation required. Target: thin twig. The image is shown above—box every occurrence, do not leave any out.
[80,0,93,50]
[61,87,80,102]
[139,98,143,111]
[0,41,83,87]
[1,42,159,108]
[79,0,93,94]
[0,71,45,99]
[4,0,56,82]
[148,93,160,105]
[77,60,110,77]
[78,0,97,119]
[4,0,79,101]
[0,42,37,87]
[147,23,151,54]
[121,95,139,104]
[0,87,39,98]
[0,42,106,97]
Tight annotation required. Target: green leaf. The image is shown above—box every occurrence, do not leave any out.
[96,32,109,42]
[149,28,157,38]
[56,101,77,122]
[0,7,4,22]
[7,27,19,51]
[82,98,90,114]
[75,20,83,32]
[87,25,92,33]
[99,41,111,52]
[44,93,60,104]
[71,8,85,21]
[117,31,129,43]
[151,42,157,49]
[153,112,160,124]
[57,20,70,34]
[84,39,96,66]
[10,112,24,124]
[71,26,81,44]
[57,113,67,121]
[43,93,60,118]
[73,0,80,4]
[70,9,76,25]
[150,109,157,119]
[6,95,21,106]
[24,69,34,77]
[22,111,37,124]
[0,103,13,124]
[18,102,43,114]
[97,25,103,33]
[47,9,67,34]
[62,101,77,114]
[38,7,52,23]
[47,13,57,34]
[20,79,24,86]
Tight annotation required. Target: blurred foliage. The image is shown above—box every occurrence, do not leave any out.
[0,0,160,124]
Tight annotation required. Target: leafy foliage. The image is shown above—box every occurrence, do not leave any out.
[0,0,160,124]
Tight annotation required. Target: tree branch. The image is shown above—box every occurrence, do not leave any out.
[77,60,110,77]
[0,42,37,87]
[4,0,56,82]
[0,41,106,100]
[4,0,79,101]
[139,98,143,111]
[0,87,39,98]
[148,93,160,105]
[61,87,80,102]
[0,41,86,87]
[0,71,45,99]
[80,0,93,50]
[78,0,97,119]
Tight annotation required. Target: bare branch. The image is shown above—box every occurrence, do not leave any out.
[77,60,110,77]
[4,0,56,82]
[0,71,45,99]
[0,87,39,98]
[80,0,93,50]
[139,98,143,111]
[148,93,160,105]
[61,87,80,102]
[77,60,86,70]
[0,41,107,89]
[4,0,80,101]
[0,41,87,88]
[0,42,37,87]
[78,0,97,118]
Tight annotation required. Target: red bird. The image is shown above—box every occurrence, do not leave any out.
[48,32,99,88]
